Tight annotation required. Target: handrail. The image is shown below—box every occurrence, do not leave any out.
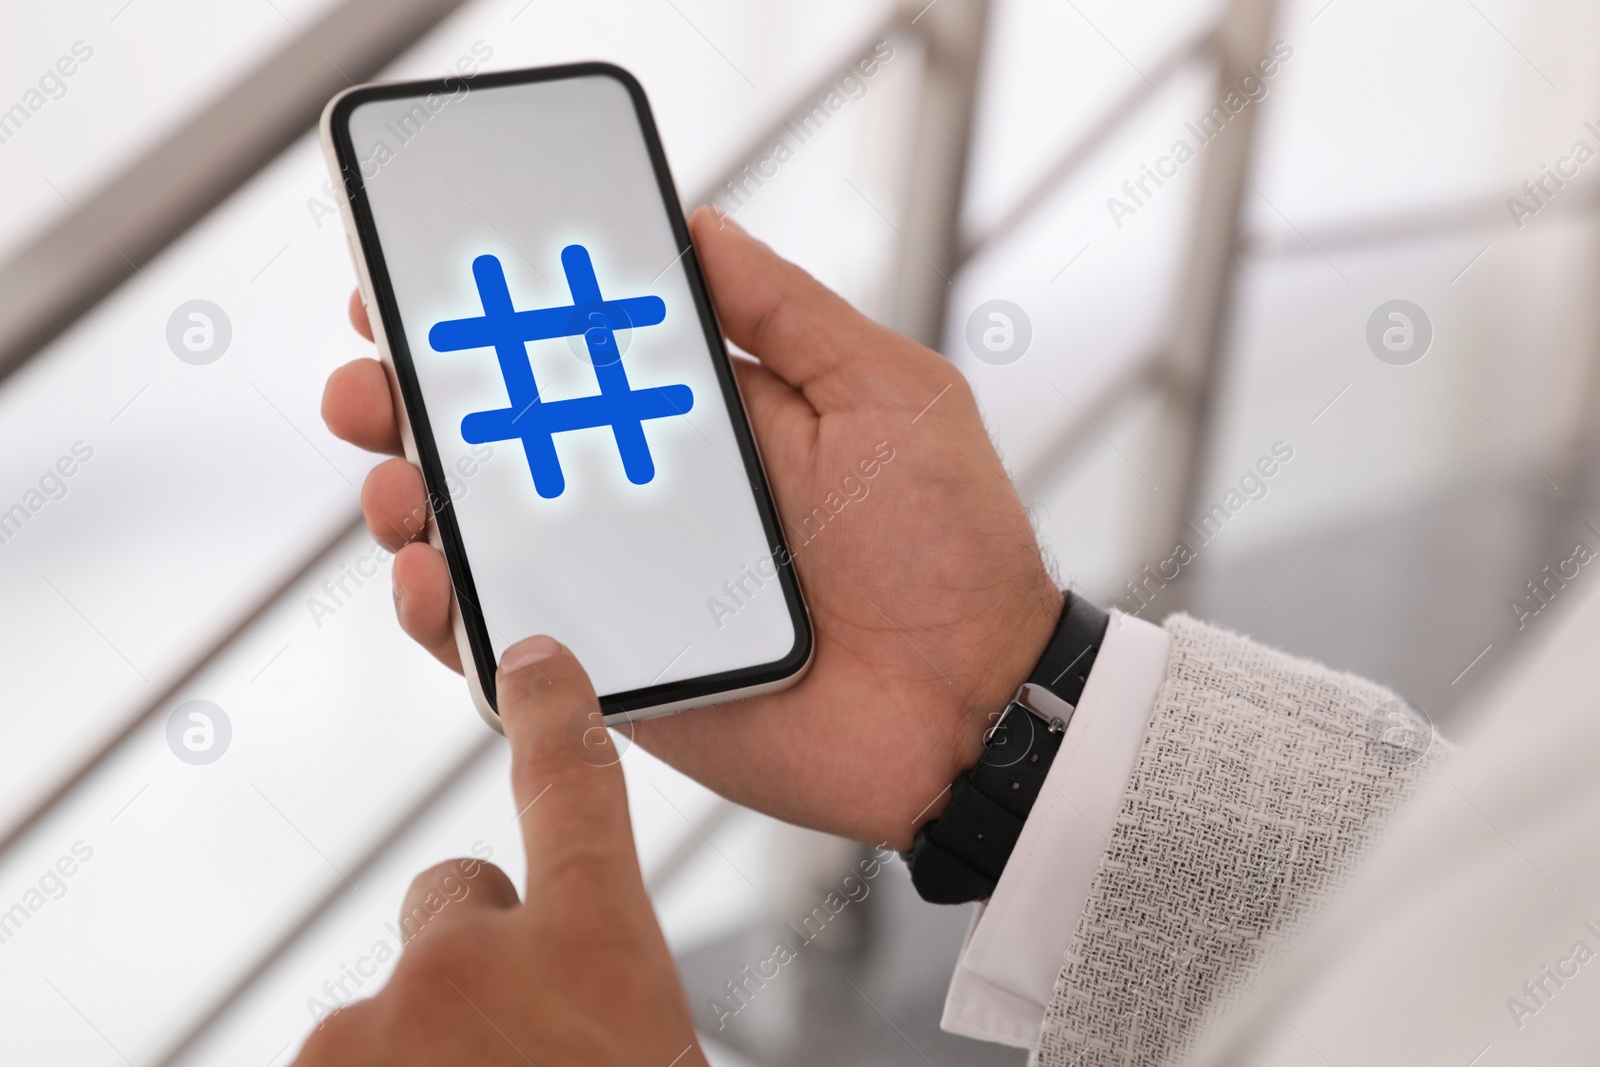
[0,513,365,858]
[692,14,909,215]
[1241,182,1600,257]
[957,20,1216,267]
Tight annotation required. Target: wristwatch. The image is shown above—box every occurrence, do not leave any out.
[905,591,1110,904]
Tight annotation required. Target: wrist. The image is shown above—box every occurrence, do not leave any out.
[907,580,1065,843]
[905,588,1110,903]
[957,580,1066,771]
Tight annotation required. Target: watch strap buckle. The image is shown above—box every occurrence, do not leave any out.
[1014,680,1075,733]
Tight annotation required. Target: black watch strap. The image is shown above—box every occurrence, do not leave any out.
[905,592,1110,904]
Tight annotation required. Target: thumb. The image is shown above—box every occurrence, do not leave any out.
[496,637,642,899]
[689,205,923,406]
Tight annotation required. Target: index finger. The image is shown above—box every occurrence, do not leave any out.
[496,637,645,901]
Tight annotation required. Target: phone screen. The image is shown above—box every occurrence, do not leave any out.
[331,67,806,713]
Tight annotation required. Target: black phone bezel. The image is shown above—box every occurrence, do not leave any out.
[326,61,811,718]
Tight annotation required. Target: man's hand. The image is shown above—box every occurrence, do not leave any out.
[323,208,1061,850]
[292,637,706,1067]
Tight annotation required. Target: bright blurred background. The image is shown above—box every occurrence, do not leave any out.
[2,0,1598,1063]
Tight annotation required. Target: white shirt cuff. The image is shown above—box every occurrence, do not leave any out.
[940,610,1171,1049]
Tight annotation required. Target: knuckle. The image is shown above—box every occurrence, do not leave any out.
[534,844,640,921]
[539,845,619,895]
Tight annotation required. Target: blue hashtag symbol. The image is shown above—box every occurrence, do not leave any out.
[428,245,694,499]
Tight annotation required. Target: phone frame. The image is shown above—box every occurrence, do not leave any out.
[319,62,811,730]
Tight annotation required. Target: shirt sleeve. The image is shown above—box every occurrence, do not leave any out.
[940,610,1171,1049]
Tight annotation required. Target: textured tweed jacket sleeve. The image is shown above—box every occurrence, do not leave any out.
[1032,615,1447,1067]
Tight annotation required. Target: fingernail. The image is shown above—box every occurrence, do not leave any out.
[714,206,745,234]
[501,636,560,675]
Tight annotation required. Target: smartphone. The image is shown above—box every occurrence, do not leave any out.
[319,63,810,730]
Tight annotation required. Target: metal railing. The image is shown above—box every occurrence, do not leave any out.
[0,0,476,382]
[951,0,1283,594]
